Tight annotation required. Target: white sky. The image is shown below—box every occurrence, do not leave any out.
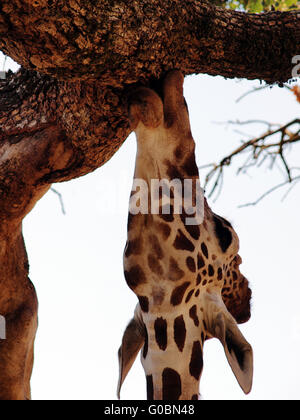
[1,52,300,400]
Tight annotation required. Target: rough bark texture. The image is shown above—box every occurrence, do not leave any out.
[0,0,299,400]
[0,1,300,179]
[0,0,299,84]
[0,69,129,181]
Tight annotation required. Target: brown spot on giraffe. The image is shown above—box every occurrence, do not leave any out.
[196,273,202,285]
[189,305,200,327]
[127,212,135,230]
[149,234,164,259]
[182,151,199,177]
[159,204,174,223]
[185,223,200,240]
[197,254,205,269]
[174,145,184,160]
[138,296,149,313]
[162,368,182,400]
[201,242,209,259]
[189,341,203,381]
[154,317,168,351]
[168,257,185,281]
[173,230,195,252]
[151,286,165,306]
[186,256,196,273]
[124,265,146,290]
[164,159,184,181]
[170,282,191,306]
[156,222,171,240]
[174,315,186,352]
[180,211,200,240]
[185,289,195,303]
[146,375,154,400]
[125,238,143,258]
[208,264,214,277]
[143,329,149,359]
[148,254,164,276]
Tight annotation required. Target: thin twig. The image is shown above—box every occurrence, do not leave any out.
[281,178,300,201]
[51,188,66,215]
[236,83,292,104]
[201,117,300,203]
[238,176,300,208]
[214,119,280,127]
[236,85,270,103]
[2,55,7,72]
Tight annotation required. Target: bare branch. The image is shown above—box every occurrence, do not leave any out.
[236,83,293,104]
[201,116,300,204]
[50,188,66,215]
[238,176,300,208]
[236,85,270,103]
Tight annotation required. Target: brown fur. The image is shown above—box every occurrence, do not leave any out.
[120,71,253,400]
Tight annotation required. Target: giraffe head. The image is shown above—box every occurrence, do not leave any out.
[118,71,253,400]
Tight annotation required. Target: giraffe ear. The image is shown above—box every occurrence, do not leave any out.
[204,292,253,394]
[117,306,145,399]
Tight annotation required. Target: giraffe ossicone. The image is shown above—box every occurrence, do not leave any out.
[118,70,253,400]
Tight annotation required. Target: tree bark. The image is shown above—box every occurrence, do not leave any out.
[0,0,299,399]
[0,1,299,179]
[0,226,37,400]
[0,69,129,181]
[0,115,76,398]
[1,1,300,179]
[0,0,299,84]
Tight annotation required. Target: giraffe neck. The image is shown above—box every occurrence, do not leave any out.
[142,307,205,400]
[120,74,253,401]
[134,125,198,183]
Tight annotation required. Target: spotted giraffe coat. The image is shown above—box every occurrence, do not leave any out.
[118,71,253,400]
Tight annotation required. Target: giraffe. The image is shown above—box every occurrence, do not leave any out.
[117,71,253,400]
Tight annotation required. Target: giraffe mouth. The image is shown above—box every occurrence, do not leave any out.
[225,277,252,324]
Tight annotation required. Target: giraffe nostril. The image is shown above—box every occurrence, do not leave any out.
[235,255,243,265]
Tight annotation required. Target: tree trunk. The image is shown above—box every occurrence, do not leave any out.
[0,226,37,400]
[0,0,299,399]
[0,120,76,399]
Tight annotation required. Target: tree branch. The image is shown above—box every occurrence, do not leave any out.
[202,118,300,202]
[50,188,66,215]
[0,0,299,84]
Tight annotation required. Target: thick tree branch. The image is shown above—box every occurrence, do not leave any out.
[0,69,130,181]
[0,0,299,85]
